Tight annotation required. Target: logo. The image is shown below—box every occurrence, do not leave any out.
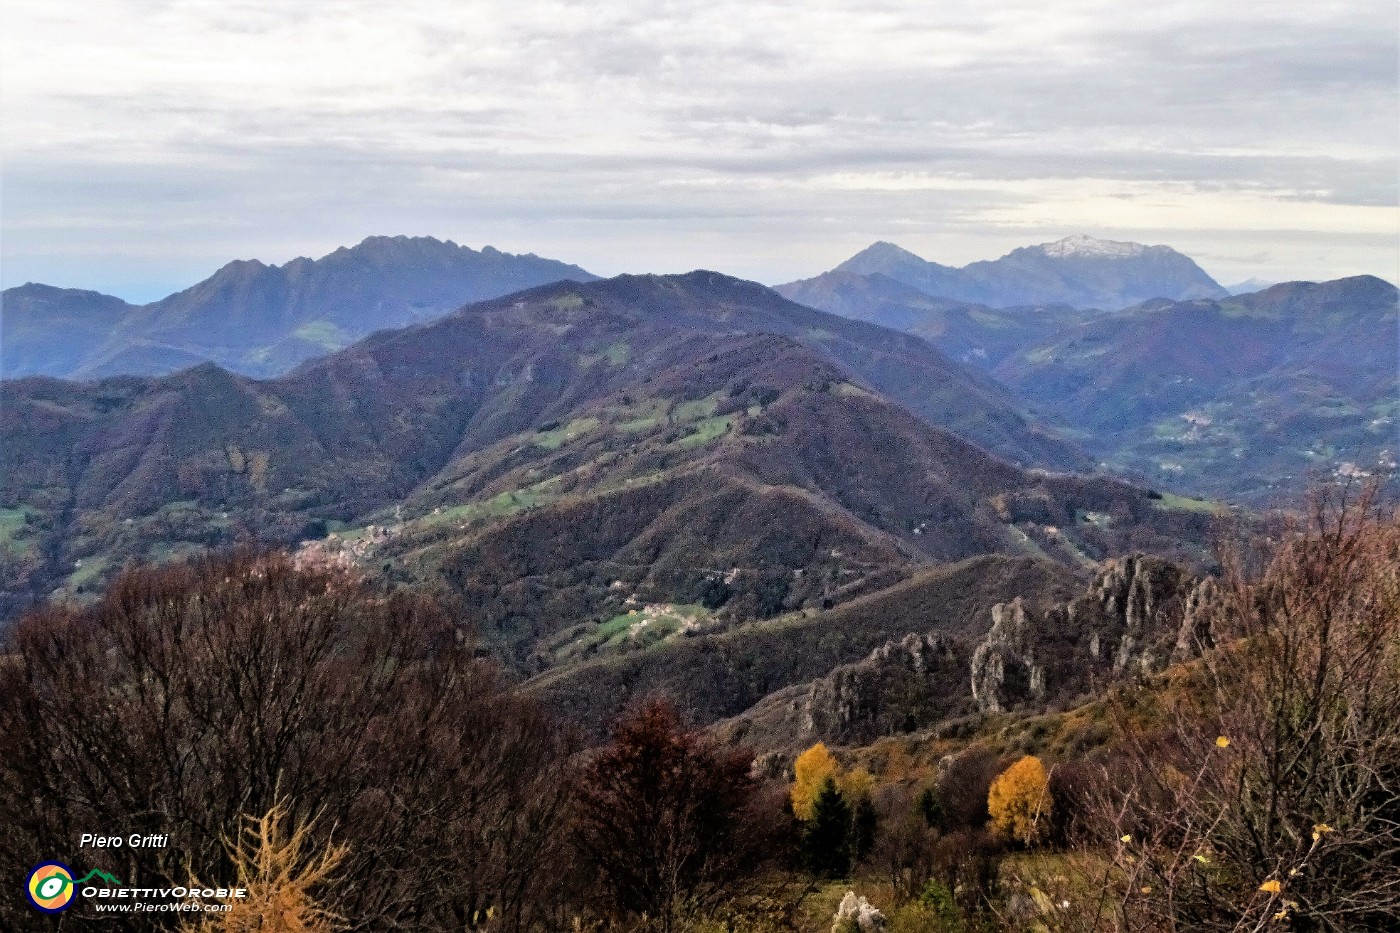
[26,862,75,913]
[25,863,123,913]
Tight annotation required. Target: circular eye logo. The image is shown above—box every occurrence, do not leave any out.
[26,862,76,913]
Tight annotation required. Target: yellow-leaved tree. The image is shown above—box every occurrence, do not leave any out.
[791,743,839,820]
[837,766,874,803]
[988,755,1052,846]
[181,801,347,933]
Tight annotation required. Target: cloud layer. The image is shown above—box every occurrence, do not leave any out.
[2,0,1396,298]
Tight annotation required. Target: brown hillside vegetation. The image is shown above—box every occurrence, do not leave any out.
[773,484,1400,933]
[0,551,574,932]
[0,485,1390,931]
[529,554,1081,736]
[712,550,1219,754]
[3,271,1214,621]
[1073,484,1400,931]
[427,365,1211,668]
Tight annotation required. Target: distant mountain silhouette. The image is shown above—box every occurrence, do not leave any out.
[0,271,1219,628]
[1,236,598,379]
[785,235,1228,311]
[775,269,1082,369]
[1,284,139,378]
[780,242,1393,503]
[1225,278,1278,295]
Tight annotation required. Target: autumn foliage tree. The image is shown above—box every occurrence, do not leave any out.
[988,755,1053,846]
[791,742,840,820]
[571,699,781,932]
[182,802,347,933]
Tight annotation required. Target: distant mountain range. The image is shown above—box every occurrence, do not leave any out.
[1225,278,1277,295]
[779,239,1396,504]
[1,235,598,380]
[1,232,1234,383]
[1,271,1216,633]
[2,243,1351,749]
[3,230,1389,523]
[776,269,1080,369]
[994,276,1399,500]
[782,235,1229,311]
[1,285,137,379]
[1,232,1391,777]
[4,233,1232,384]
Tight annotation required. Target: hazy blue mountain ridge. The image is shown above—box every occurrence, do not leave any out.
[1,235,599,379]
[806,234,1229,310]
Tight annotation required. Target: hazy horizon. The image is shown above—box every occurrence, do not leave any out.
[7,230,1397,308]
[3,0,1397,302]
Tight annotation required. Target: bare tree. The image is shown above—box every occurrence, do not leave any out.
[1084,483,1400,932]
[571,699,786,932]
[0,550,575,932]
[869,784,940,903]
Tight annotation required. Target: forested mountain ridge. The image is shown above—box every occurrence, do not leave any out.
[1,271,1213,635]
[781,258,1398,503]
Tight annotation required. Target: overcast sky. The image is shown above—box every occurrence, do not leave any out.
[2,0,1396,301]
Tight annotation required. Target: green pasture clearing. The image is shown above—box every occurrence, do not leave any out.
[1155,491,1220,514]
[534,417,600,450]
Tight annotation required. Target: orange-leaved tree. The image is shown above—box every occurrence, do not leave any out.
[181,801,346,933]
[791,742,840,820]
[987,755,1052,846]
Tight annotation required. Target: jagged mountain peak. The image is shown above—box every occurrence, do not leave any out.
[4,237,600,381]
[858,240,924,259]
[205,257,273,278]
[342,233,463,257]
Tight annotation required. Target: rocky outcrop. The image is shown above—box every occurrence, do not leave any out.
[805,632,970,744]
[832,892,886,933]
[970,556,1217,713]
[717,555,1219,752]
[713,633,969,748]
[970,598,1046,714]
[1174,575,1219,661]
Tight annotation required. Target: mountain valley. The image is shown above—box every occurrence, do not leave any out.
[3,237,1389,744]
[2,271,1217,640]
[781,242,1397,504]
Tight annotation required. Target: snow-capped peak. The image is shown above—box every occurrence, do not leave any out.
[1037,235,1150,259]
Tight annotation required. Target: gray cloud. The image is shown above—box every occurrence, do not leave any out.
[1,0,1395,298]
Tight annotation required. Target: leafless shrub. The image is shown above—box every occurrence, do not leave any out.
[868,785,941,903]
[1082,483,1400,932]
